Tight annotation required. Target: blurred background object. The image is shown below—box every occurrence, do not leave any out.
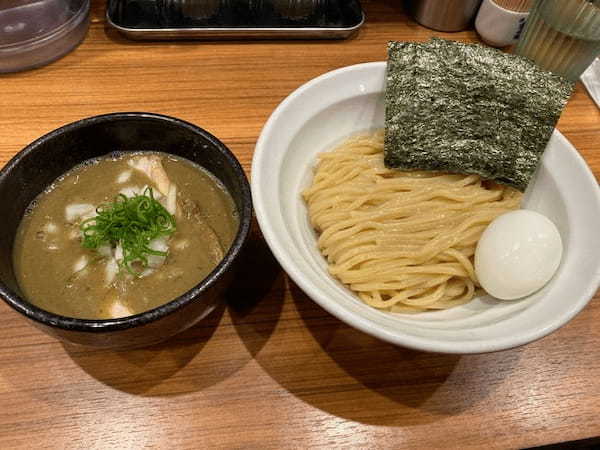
[407,0,482,32]
[475,0,533,47]
[108,0,363,39]
[273,0,319,19]
[0,0,90,73]
[160,0,221,23]
[178,0,221,19]
[515,0,600,81]
[582,57,600,108]
[493,0,533,11]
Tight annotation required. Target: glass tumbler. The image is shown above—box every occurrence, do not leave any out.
[515,0,600,81]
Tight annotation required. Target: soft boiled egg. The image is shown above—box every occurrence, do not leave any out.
[475,210,563,300]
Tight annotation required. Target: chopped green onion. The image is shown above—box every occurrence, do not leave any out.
[80,187,176,276]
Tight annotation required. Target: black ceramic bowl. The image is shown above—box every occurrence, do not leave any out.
[0,112,252,349]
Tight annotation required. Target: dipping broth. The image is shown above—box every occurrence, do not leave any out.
[13,152,239,319]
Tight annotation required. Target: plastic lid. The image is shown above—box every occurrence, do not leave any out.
[0,0,90,73]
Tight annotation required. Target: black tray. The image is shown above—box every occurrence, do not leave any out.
[107,0,364,40]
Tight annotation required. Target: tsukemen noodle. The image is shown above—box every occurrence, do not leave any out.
[303,131,522,312]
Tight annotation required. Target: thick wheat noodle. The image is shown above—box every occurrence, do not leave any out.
[302,131,522,312]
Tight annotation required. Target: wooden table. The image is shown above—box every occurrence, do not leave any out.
[1,1,599,448]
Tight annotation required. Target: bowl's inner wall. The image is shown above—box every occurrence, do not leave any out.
[0,115,246,307]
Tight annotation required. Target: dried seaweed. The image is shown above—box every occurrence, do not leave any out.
[384,38,574,191]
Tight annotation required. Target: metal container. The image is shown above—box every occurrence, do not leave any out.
[408,0,483,32]
[106,0,364,40]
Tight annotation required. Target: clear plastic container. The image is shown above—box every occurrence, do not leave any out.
[0,0,90,73]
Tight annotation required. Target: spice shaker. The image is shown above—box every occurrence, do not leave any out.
[475,0,533,48]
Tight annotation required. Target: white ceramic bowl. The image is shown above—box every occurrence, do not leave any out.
[252,62,600,354]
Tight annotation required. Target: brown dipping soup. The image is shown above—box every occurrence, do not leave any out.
[12,152,239,319]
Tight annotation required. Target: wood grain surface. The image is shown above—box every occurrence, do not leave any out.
[1,1,599,449]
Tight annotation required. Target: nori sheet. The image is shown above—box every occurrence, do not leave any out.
[384,38,574,191]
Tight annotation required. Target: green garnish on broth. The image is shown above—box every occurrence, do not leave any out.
[80,187,176,276]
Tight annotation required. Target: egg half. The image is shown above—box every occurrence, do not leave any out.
[475,210,563,300]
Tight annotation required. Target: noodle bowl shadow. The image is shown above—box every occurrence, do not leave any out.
[0,112,252,350]
[251,62,600,354]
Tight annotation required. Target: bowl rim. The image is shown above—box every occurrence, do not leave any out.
[0,112,253,333]
[252,61,600,354]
